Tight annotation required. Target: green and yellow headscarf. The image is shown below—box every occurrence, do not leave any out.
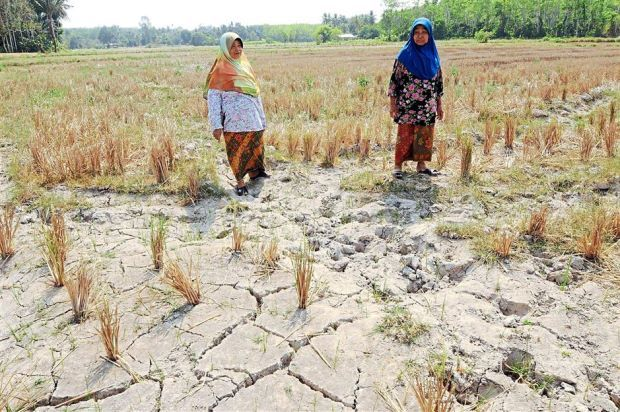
[204,32,260,98]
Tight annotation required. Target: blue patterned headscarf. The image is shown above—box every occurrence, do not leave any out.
[396,18,441,80]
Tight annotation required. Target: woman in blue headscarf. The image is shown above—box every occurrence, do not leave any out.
[388,17,444,178]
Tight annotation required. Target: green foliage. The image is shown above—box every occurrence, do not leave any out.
[474,29,493,43]
[376,305,430,345]
[315,25,341,44]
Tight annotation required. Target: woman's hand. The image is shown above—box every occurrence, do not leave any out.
[212,128,223,141]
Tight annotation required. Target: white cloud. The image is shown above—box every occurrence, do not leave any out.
[65,0,385,28]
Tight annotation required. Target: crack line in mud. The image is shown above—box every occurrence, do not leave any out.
[287,369,350,408]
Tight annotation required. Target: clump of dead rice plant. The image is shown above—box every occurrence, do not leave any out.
[40,211,69,287]
[608,211,620,240]
[185,168,200,204]
[436,140,448,170]
[65,263,94,323]
[255,237,280,275]
[523,128,542,162]
[150,145,170,184]
[322,137,341,167]
[162,259,201,305]
[292,240,314,310]
[359,138,371,163]
[149,216,167,270]
[103,137,129,175]
[285,131,300,159]
[0,204,18,260]
[302,131,318,162]
[579,125,595,162]
[460,138,473,180]
[604,121,616,158]
[483,119,497,155]
[493,231,515,258]
[97,300,121,361]
[578,214,605,261]
[526,206,549,240]
[504,117,516,150]
[232,222,246,253]
[411,368,455,412]
[543,120,562,155]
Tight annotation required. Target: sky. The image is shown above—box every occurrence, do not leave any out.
[64,0,386,29]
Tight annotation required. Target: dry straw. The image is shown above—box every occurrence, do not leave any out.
[41,211,69,287]
[292,241,314,310]
[186,168,200,204]
[162,259,201,305]
[504,117,516,150]
[436,140,448,170]
[322,137,341,167]
[526,206,549,240]
[460,138,473,180]
[0,204,18,259]
[97,300,121,361]
[604,121,616,158]
[150,145,170,183]
[65,263,94,323]
[412,370,455,412]
[149,216,167,270]
[579,125,595,162]
[578,214,605,261]
[483,119,496,155]
[232,222,246,253]
[493,231,515,258]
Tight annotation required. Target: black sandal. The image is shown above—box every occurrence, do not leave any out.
[392,170,404,180]
[417,168,439,176]
[250,170,270,181]
[234,186,249,196]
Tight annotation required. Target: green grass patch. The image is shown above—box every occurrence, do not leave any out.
[435,221,484,239]
[376,305,430,345]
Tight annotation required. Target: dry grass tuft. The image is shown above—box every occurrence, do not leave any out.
[579,125,595,162]
[302,131,318,162]
[149,216,167,270]
[608,211,620,240]
[261,237,280,268]
[359,138,371,163]
[526,206,549,240]
[150,145,170,184]
[493,231,515,258]
[504,117,517,150]
[232,222,246,253]
[103,137,129,175]
[460,138,473,180]
[97,300,121,361]
[65,263,94,323]
[604,121,617,158]
[322,137,341,167]
[543,120,562,155]
[412,369,455,412]
[578,214,605,261]
[436,140,448,170]
[40,211,69,287]
[292,241,314,310]
[0,204,18,260]
[162,259,201,305]
[483,119,497,155]
[186,168,200,204]
[286,131,300,159]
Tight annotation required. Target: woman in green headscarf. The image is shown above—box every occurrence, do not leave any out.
[204,32,268,196]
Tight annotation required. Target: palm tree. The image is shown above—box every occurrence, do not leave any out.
[30,0,70,52]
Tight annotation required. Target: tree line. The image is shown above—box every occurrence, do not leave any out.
[381,0,619,41]
[2,0,619,53]
[0,0,69,53]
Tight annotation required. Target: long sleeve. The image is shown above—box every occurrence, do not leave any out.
[207,89,223,131]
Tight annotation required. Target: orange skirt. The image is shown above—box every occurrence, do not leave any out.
[223,130,265,181]
[395,124,434,164]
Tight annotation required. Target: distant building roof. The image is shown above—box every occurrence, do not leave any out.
[338,34,357,39]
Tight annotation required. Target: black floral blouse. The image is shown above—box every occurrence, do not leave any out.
[388,60,443,126]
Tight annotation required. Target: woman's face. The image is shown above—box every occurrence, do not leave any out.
[229,39,243,59]
[412,25,429,46]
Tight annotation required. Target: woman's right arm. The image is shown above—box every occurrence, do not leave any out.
[207,89,224,140]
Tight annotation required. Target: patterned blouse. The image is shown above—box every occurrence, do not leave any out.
[388,60,443,126]
[206,89,267,133]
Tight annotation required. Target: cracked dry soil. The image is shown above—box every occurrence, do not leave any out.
[1,135,619,412]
